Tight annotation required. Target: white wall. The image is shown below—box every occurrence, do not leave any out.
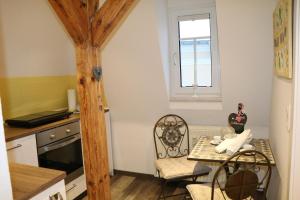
[269,0,294,198]
[102,0,166,174]
[0,0,76,77]
[289,0,300,199]
[0,99,13,200]
[102,0,275,174]
[269,78,292,200]
[215,0,275,129]
[154,0,169,96]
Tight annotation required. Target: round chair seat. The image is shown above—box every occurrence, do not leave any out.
[155,156,211,180]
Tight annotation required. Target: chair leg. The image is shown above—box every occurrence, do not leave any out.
[192,176,197,183]
[157,178,167,200]
[158,180,190,200]
[157,174,202,199]
[183,194,187,200]
[184,188,191,200]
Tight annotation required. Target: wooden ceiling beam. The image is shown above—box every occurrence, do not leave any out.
[49,0,88,44]
[87,0,100,19]
[92,0,138,47]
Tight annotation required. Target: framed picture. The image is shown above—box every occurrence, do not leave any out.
[273,0,293,79]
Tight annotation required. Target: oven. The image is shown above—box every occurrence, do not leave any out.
[36,122,83,184]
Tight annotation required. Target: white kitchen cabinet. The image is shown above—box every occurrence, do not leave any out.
[0,99,13,200]
[31,180,66,200]
[6,134,39,166]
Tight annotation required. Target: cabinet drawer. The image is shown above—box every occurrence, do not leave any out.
[6,134,38,166]
[30,180,66,200]
[66,174,86,200]
[36,121,80,147]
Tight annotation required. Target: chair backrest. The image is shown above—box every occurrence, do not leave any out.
[153,114,189,159]
[211,150,272,200]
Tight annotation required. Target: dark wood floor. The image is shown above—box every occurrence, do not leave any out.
[82,172,187,200]
[81,172,266,200]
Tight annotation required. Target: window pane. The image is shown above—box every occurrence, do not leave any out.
[196,39,212,87]
[180,40,194,87]
[179,18,210,39]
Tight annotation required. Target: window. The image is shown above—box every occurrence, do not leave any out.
[169,4,221,101]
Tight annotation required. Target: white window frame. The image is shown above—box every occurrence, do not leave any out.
[168,4,221,101]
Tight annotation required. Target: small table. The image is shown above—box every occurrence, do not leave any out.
[188,136,276,166]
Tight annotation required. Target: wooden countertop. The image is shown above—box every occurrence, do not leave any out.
[4,114,80,142]
[10,163,66,200]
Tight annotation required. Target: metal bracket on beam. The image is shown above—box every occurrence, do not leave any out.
[92,66,102,82]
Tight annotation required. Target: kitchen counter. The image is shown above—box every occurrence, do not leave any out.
[4,114,80,142]
[10,163,66,200]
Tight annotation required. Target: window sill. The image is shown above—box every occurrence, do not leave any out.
[169,101,223,110]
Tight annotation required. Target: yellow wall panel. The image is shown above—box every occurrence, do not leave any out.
[0,76,76,119]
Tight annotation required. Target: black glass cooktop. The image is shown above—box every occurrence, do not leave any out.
[6,110,72,128]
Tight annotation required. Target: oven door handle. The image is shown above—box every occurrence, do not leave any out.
[38,134,81,155]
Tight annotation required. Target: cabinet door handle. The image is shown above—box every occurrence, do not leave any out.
[65,129,71,133]
[7,144,22,151]
[66,184,77,192]
[50,134,56,139]
[49,192,63,200]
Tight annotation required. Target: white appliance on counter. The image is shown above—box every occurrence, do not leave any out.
[105,110,114,176]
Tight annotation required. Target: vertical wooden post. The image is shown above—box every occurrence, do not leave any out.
[76,44,110,199]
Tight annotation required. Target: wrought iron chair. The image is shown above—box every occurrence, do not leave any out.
[153,114,211,199]
[186,150,272,200]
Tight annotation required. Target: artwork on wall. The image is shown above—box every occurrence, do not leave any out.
[273,0,293,79]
